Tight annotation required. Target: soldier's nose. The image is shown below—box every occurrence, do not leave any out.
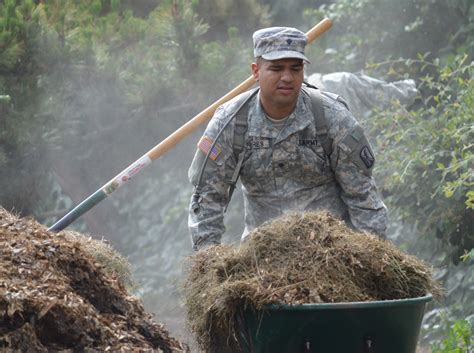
[281,70,293,82]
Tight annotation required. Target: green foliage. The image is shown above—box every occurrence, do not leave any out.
[303,0,474,72]
[0,0,256,219]
[368,54,473,264]
[432,319,472,353]
[0,0,53,213]
[195,0,270,41]
[461,249,474,262]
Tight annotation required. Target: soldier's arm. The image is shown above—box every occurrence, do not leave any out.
[328,101,388,238]
[188,107,236,250]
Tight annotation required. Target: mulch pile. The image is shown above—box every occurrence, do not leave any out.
[184,211,442,352]
[0,207,188,352]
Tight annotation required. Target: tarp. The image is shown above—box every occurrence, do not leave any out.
[307,72,419,118]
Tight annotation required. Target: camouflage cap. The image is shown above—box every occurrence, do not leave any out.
[253,27,310,63]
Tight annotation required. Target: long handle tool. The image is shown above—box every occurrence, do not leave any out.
[48,18,333,232]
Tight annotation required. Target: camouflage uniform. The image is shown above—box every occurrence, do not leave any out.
[188,89,388,250]
[188,26,387,250]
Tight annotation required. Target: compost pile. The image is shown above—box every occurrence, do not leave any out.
[0,208,188,352]
[184,211,442,352]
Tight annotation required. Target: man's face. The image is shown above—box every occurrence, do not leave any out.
[251,58,304,115]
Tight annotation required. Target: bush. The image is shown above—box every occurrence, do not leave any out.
[432,319,472,353]
[368,54,473,264]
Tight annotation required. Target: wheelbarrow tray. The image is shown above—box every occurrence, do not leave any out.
[239,294,432,353]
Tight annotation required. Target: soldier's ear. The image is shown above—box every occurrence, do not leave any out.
[251,63,259,81]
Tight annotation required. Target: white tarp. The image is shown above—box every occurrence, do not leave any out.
[307,72,419,118]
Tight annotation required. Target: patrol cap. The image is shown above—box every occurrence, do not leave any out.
[253,27,310,63]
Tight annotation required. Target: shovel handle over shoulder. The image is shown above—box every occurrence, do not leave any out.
[48,18,333,232]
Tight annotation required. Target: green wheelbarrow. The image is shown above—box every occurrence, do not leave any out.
[238,295,432,353]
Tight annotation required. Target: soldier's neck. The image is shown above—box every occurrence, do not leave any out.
[260,99,296,120]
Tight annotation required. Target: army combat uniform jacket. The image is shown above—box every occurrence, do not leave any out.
[188,88,388,250]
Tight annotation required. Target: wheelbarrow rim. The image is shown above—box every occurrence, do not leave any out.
[263,294,433,311]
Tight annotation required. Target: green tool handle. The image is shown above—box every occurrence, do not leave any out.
[48,190,107,231]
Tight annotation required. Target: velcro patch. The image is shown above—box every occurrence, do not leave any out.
[360,146,375,169]
[351,129,363,142]
[198,136,222,161]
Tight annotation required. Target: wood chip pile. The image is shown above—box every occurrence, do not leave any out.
[0,207,188,352]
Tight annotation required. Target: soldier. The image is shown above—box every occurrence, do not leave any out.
[188,27,388,251]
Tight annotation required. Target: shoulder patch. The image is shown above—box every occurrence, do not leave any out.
[198,136,222,161]
[360,146,375,169]
[339,125,376,176]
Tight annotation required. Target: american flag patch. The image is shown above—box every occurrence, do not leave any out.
[198,136,222,161]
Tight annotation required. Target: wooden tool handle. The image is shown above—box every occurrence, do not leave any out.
[306,17,332,44]
[47,18,333,232]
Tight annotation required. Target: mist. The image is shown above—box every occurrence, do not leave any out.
[1,0,472,349]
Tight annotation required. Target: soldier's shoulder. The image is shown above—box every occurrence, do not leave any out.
[318,90,358,136]
[207,95,245,129]
[202,89,258,146]
[217,89,258,117]
[320,91,351,112]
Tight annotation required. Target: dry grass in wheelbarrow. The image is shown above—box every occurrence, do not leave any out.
[183,211,442,353]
